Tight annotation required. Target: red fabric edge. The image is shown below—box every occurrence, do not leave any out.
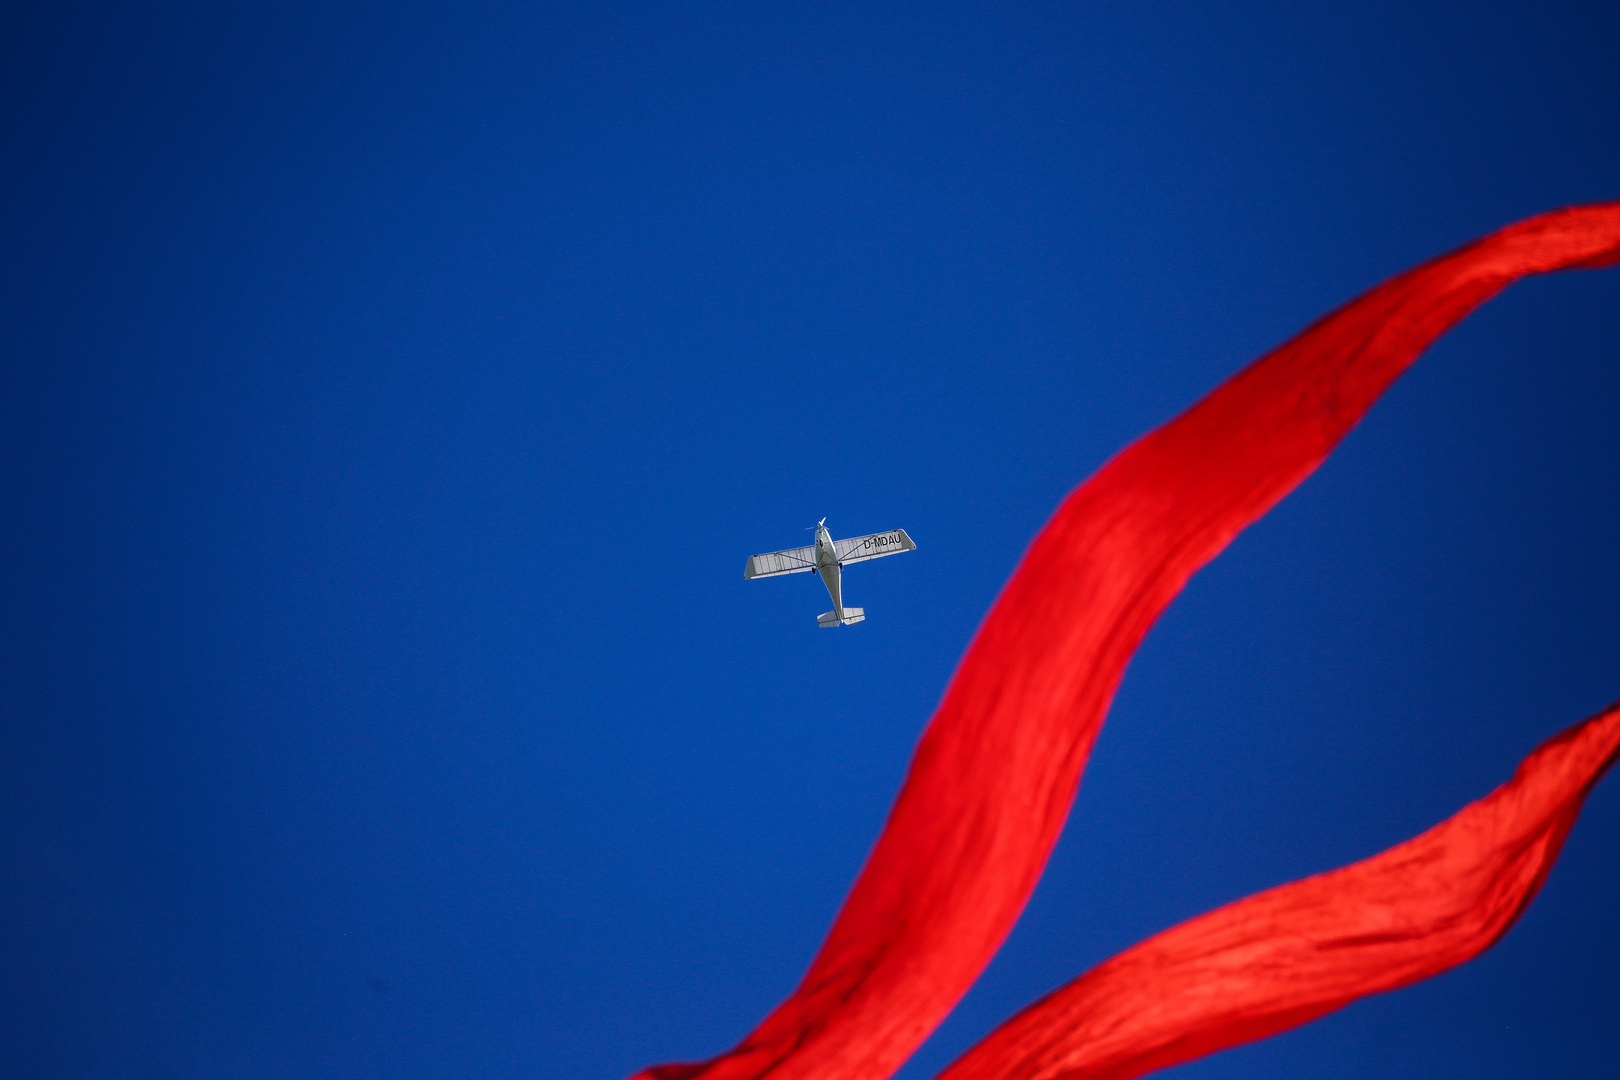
[934,701,1620,1080]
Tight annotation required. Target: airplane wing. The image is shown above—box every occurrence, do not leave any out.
[835,529,916,566]
[744,544,819,579]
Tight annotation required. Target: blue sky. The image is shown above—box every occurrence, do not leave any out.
[1,3,1616,1078]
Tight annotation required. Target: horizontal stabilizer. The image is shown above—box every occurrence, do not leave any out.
[818,607,865,628]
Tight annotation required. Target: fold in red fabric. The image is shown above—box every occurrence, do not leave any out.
[634,203,1620,1080]
[936,700,1620,1080]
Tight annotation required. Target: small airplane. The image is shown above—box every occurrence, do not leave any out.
[745,519,916,627]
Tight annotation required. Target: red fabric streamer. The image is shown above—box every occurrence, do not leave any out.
[937,701,1620,1080]
[634,204,1620,1080]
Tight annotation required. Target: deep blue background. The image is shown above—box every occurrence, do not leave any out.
[2,3,1616,1078]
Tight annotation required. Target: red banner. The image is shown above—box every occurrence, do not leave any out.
[937,701,1620,1080]
[634,204,1620,1080]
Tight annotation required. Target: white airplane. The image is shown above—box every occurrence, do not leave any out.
[745,519,916,627]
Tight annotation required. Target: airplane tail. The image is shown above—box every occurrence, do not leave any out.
[817,607,865,628]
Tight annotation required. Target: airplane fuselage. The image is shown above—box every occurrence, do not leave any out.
[813,522,843,615]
